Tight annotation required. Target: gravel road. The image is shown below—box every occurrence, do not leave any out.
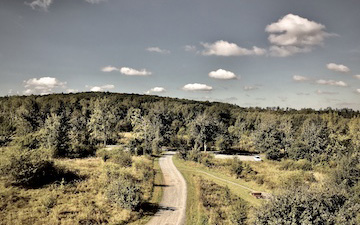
[146,152,187,225]
[213,154,259,161]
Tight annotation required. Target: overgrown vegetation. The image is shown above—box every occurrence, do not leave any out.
[196,176,248,224]
[0,92,359,224]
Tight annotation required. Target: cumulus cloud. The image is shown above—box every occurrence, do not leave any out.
[296,92,310,96]
[66,89,78,93]
[293,75,310,82]
[182,83,213,91]
[26,0,105,11]
[24,77,66,95]
[184,45,197,52]
[25,0,53,11]
[120,67,152,76]
[316,79,348,87]
[145,87,166,94]
[85,0,106,3]
[266,14,333,57]
[146,47,170,54]
[316,90,339,95]
[326,63,350,73]
[244,86,259,91]
[356,89,360,94]
[201,40,266,56]
[208,69,237,80]
[354,75,360,79]
[87,84,115,92]
[101,66,119,72]
[269,45,311,57]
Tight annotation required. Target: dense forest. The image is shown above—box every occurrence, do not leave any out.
[0,92,359,224]
[0,92,359,161]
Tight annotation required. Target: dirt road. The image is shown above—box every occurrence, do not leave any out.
[147,152,187,225]
[213,154,259,161]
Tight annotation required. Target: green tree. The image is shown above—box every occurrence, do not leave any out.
[189,112,220,151]
[40,112,70,157]
[88,98,116,146]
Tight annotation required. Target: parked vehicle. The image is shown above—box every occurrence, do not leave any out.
[254,155,262,161]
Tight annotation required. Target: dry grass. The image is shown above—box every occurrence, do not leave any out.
[0,155,162,225]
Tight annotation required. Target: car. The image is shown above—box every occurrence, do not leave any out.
[254,155,262,161]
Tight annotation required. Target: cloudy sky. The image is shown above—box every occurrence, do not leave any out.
[1,0,360,110]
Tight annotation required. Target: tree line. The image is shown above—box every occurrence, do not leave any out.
[0,92,358,163]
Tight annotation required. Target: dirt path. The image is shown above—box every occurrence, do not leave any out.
[147,152,187,225]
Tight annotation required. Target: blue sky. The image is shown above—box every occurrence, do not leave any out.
[1,0,360,109]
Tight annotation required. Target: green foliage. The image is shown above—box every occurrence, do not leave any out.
[254,188,359,225]
[279,159,312,171]
[109,149,133,167]
[0,148,56,187]
[331,154,360,189]
[106,176,142,211]
[197,177,248,225]
[40,113,70,158]
[229,158,244,178]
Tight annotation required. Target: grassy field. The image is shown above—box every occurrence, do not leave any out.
[0,155,164,225]
[173,157,265,225]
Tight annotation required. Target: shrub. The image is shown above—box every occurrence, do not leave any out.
[229,158,244,178]
[176,149,187,160]
[187,149,201,162]
[280,159,312,171]
[106,176,142,211]
[199,153,214,167]
[197,177,248,225]
[0,148,57,187]
[254,188,357,225]
[111,150,132,167]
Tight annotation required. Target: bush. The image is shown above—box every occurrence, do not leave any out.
[0,148,57,187]
[187,149,201,162]
[106,176,142,211]
[280,159,312,171]
[254,188,357,225]
[111,150,132,167]
[197,177,248,225]
[229,158,244,178]
[199,153,214,167]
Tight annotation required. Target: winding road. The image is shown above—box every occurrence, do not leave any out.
[146,152,187,225]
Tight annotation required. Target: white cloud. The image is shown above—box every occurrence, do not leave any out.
[88,84,115,92]
[24,77,66,95]
[184,45,197,52]
[208,69,237,80]
[66,89,78,93]
[182,83,213,91]
[146,47,170,54]
[101,66,119,72]
[293,75,310,81]
[269,45,311,57]
[354,75,360,79]
[145,87,166,94]
[316,90,338,95]
[25,0,53,11]
[244,86,259,91]
[201,40,266,56]
[26,0,105,11]
[266,14,332,57]
[326,63,350,73]
[356,89,360,94]
[316,79,348,87]
[85,0,106,3]
[120,67,152,76]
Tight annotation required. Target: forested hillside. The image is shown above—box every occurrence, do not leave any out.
[0,92,359,162]
[0,92,359,224]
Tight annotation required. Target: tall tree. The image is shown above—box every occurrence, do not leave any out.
[88,98,116,146]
